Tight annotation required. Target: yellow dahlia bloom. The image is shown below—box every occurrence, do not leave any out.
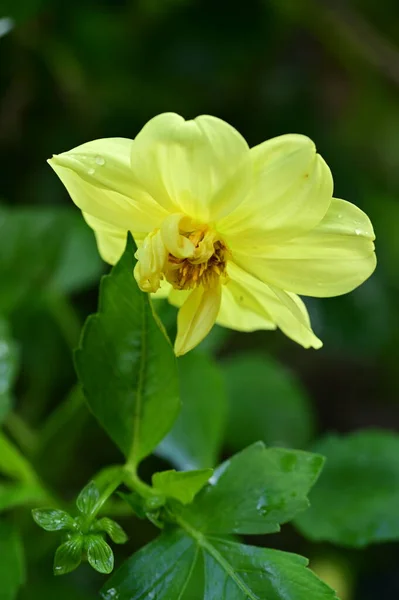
[49,113,376,356]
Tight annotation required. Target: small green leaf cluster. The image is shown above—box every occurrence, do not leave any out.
[32,482,127,576]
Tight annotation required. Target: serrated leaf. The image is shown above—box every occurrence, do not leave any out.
[101,529,198,600]
[152,469,213,505]
[75,235,179,463]
[295,430,399,547]
[157,352,227,470]
[86,535,114,574]
[54,536,83,576]
[0,318,19,424]
[32,508,75,532]
[101,529,338,600]
[222,353,315,450]
[182,442,324,535]
[76,481,100,516]
[0,520,25,600]
[202,539,339,599]
[94,518,128,544]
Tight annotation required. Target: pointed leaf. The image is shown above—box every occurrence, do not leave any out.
[101,529,198,600]
[0,520,25,600]
[94,518,128,544]
[76,481,100,516]
[152,469,213,505]
[183,442,324,534]
[295,430,399,547]
[86,535,114,574]
[75,235,179,463]
[54,536,83,576]
[157,352,226,469]
[202,539,339,600]
[0,318,19,424]
[32,508,75,532]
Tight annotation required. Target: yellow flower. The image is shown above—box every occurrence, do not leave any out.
[49,113,376,356]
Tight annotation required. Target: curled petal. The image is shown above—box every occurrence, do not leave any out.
[160,213,195,258]
[227,263,322,349]
[134,230,168,293]
[174,285,222,356]
[233,198,376,297]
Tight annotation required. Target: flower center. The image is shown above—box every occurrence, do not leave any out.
[167,238,228,291]
[134,214,229,294]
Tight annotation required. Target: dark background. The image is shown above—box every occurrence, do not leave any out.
[1,1,399,598]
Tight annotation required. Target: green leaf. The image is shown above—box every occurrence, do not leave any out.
[94,518,128,544]
[101,529,198,600]
[0,318,19,424]
[0,520,25,600]
[0,206,103,314]
[76,481,100,516]
[157,352,227,470]
[49,214,103,294]
[295,430,399,547]
[118,491,146,520]
[201,539,339,599]
[182,442,324,535]
[222,353,315,451]
[32,508,75,532]
[75,235,179,462]
[102,530,338,600]
[54,536,83,576]
[152,469,213,505]
[85,535,114,574]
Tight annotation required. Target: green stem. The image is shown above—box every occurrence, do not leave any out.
[123,465,158,499]
[90,474,125,521]
[5,411,38,455]
[37,384,86,453]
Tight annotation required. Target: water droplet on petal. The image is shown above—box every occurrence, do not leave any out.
[355,228,361,235]
[95,155,105,166]
[337,213,342,219]
[88,168,95,175]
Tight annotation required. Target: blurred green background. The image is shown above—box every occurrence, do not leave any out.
[1,0,399,598]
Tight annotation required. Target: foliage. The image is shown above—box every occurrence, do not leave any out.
[1,0,399,598]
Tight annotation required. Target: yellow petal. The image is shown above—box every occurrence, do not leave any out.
[151,280,172,300]
[49,138,167,233]
[218,134,333,247]
[233,198,376,297]
[83,213,127,265]
[174,285,222,356]
[160,213,195,258]
[216,282,276,332]
[131,113,249,223]
[227,263,322,348]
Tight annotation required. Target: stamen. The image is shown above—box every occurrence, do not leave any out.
[135,215,229,294]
